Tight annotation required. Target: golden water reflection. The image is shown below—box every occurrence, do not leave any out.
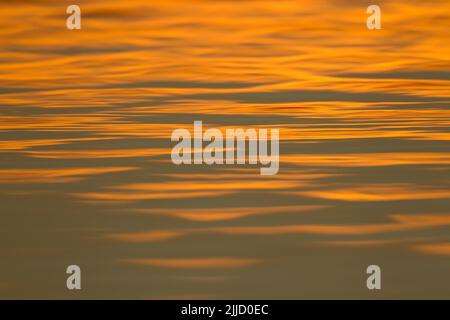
[1,0,450,299]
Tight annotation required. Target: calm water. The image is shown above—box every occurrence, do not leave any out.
[1,0,450,298]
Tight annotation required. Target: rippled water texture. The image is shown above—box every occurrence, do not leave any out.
[1,0,449,298]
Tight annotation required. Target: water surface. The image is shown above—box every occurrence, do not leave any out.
[1,0,450,298]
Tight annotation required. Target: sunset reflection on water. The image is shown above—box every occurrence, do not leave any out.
[1,0,450,298]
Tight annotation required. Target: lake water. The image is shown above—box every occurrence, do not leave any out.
[0,0,449,298]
